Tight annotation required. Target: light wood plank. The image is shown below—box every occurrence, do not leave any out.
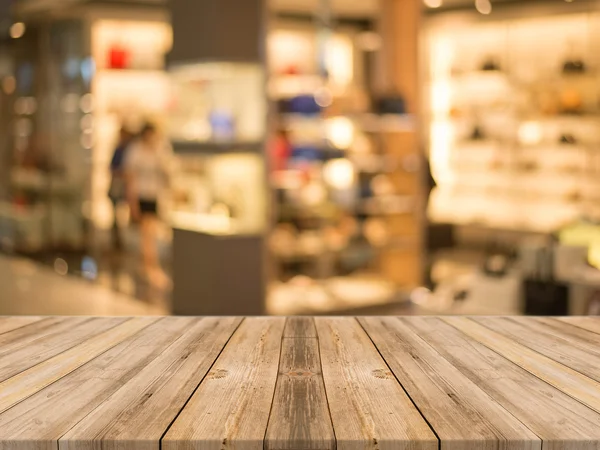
[0,317,195,450]
[526,317,600,354]
[473,317,600,383]
[558,317,600,335]
[403,317,600,450]
[359,317,540,450]
[265,318,335,450]
[0,316,43,335]
[283,317,317,338]
[444,317,600,414]
[315,317,438,450]
[0,317,128,382]
[60,317,242,450]
[0,316,74,347]
[162,317,286,450]
[0,316,157,414]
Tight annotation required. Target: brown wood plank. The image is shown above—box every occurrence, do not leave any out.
[265,318,335,450]
[557,317,600,335]
[443,317,600,414]
[0,317,195,450]
[402,317,600,450]
[315,317,438,450]
[283,317,317,338]
[60,317,242,450]
[473,317,600,383]
[359,317,540,450]
[0,317,128,382]
[162,317,285,450]
[0,316,157,414]
[0,316,43,335]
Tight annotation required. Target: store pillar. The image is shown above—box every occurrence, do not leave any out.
[168,0,269,315]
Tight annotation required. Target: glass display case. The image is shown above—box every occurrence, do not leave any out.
[166,61,268,236]
[170,152,267,235]
[167,62,266,146]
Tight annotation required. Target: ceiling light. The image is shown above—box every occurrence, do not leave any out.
[475,0,492,14]
[424,0,443,8]
[10,22,25,39]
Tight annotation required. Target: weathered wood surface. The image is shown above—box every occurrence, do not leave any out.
[0,316,599,450]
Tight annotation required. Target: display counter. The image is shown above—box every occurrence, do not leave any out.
[2,316,600,450]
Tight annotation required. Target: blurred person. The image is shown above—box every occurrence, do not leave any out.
[124,123,173,288]
[108,126,133,251]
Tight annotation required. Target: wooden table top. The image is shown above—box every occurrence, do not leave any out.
[1,316,600,450]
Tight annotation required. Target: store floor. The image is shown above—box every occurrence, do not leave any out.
[0,254,167,315]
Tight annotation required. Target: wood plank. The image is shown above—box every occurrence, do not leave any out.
[473,317,600,383]
[283,317,317,338]
[315,317,437,450]
[0,316,75,347]
[443,317,600,414]
[0,316,157,414]
[265,318,335,450]
[557,317,600,335]
[162,317,286,450]
[526,317,600,354]
[0,317,128,382]
[359,317,540,450]
[0,316,43,335]
[60,317,242,450]
[402,317,600,450]
[0,317,195,450]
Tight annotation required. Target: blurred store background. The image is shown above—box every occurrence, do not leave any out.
[1,0,600,316]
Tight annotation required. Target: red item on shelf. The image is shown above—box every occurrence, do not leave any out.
[270,134,292,172]
[108,44,129,69]
[282,65,299,76]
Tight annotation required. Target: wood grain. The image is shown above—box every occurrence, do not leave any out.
[359,317,540,450]
[0,316,157,414]
[0,316,43,335]
[558,317,600,335]
[60,317,242,450]
[162,317,286,450]
[283,317,317,338]
[473,317,600,383]
[403,317,600,450]
[315,317,438,450]
[0,317,127,382]
[265,318,335,450]
[0,317,192,450]
[0,316,599,450]
[0,316,74,347]
[526,317,600,353]
[444,316,600,414]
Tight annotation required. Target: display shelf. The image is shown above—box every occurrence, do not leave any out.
[426,11,600,235]
[172,140,263,154]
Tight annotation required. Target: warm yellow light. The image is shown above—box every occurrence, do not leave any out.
[326,117,354,149]
[323,159,355,190]
[518,122,543,146]
[325,35,354,88]
[424,0,443,8]
[10,22,25,39]
[475,0,492,15]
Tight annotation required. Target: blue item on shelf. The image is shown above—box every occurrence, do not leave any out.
[288,95,322,115]
[209,110,235,141]
[291,145,320,161]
